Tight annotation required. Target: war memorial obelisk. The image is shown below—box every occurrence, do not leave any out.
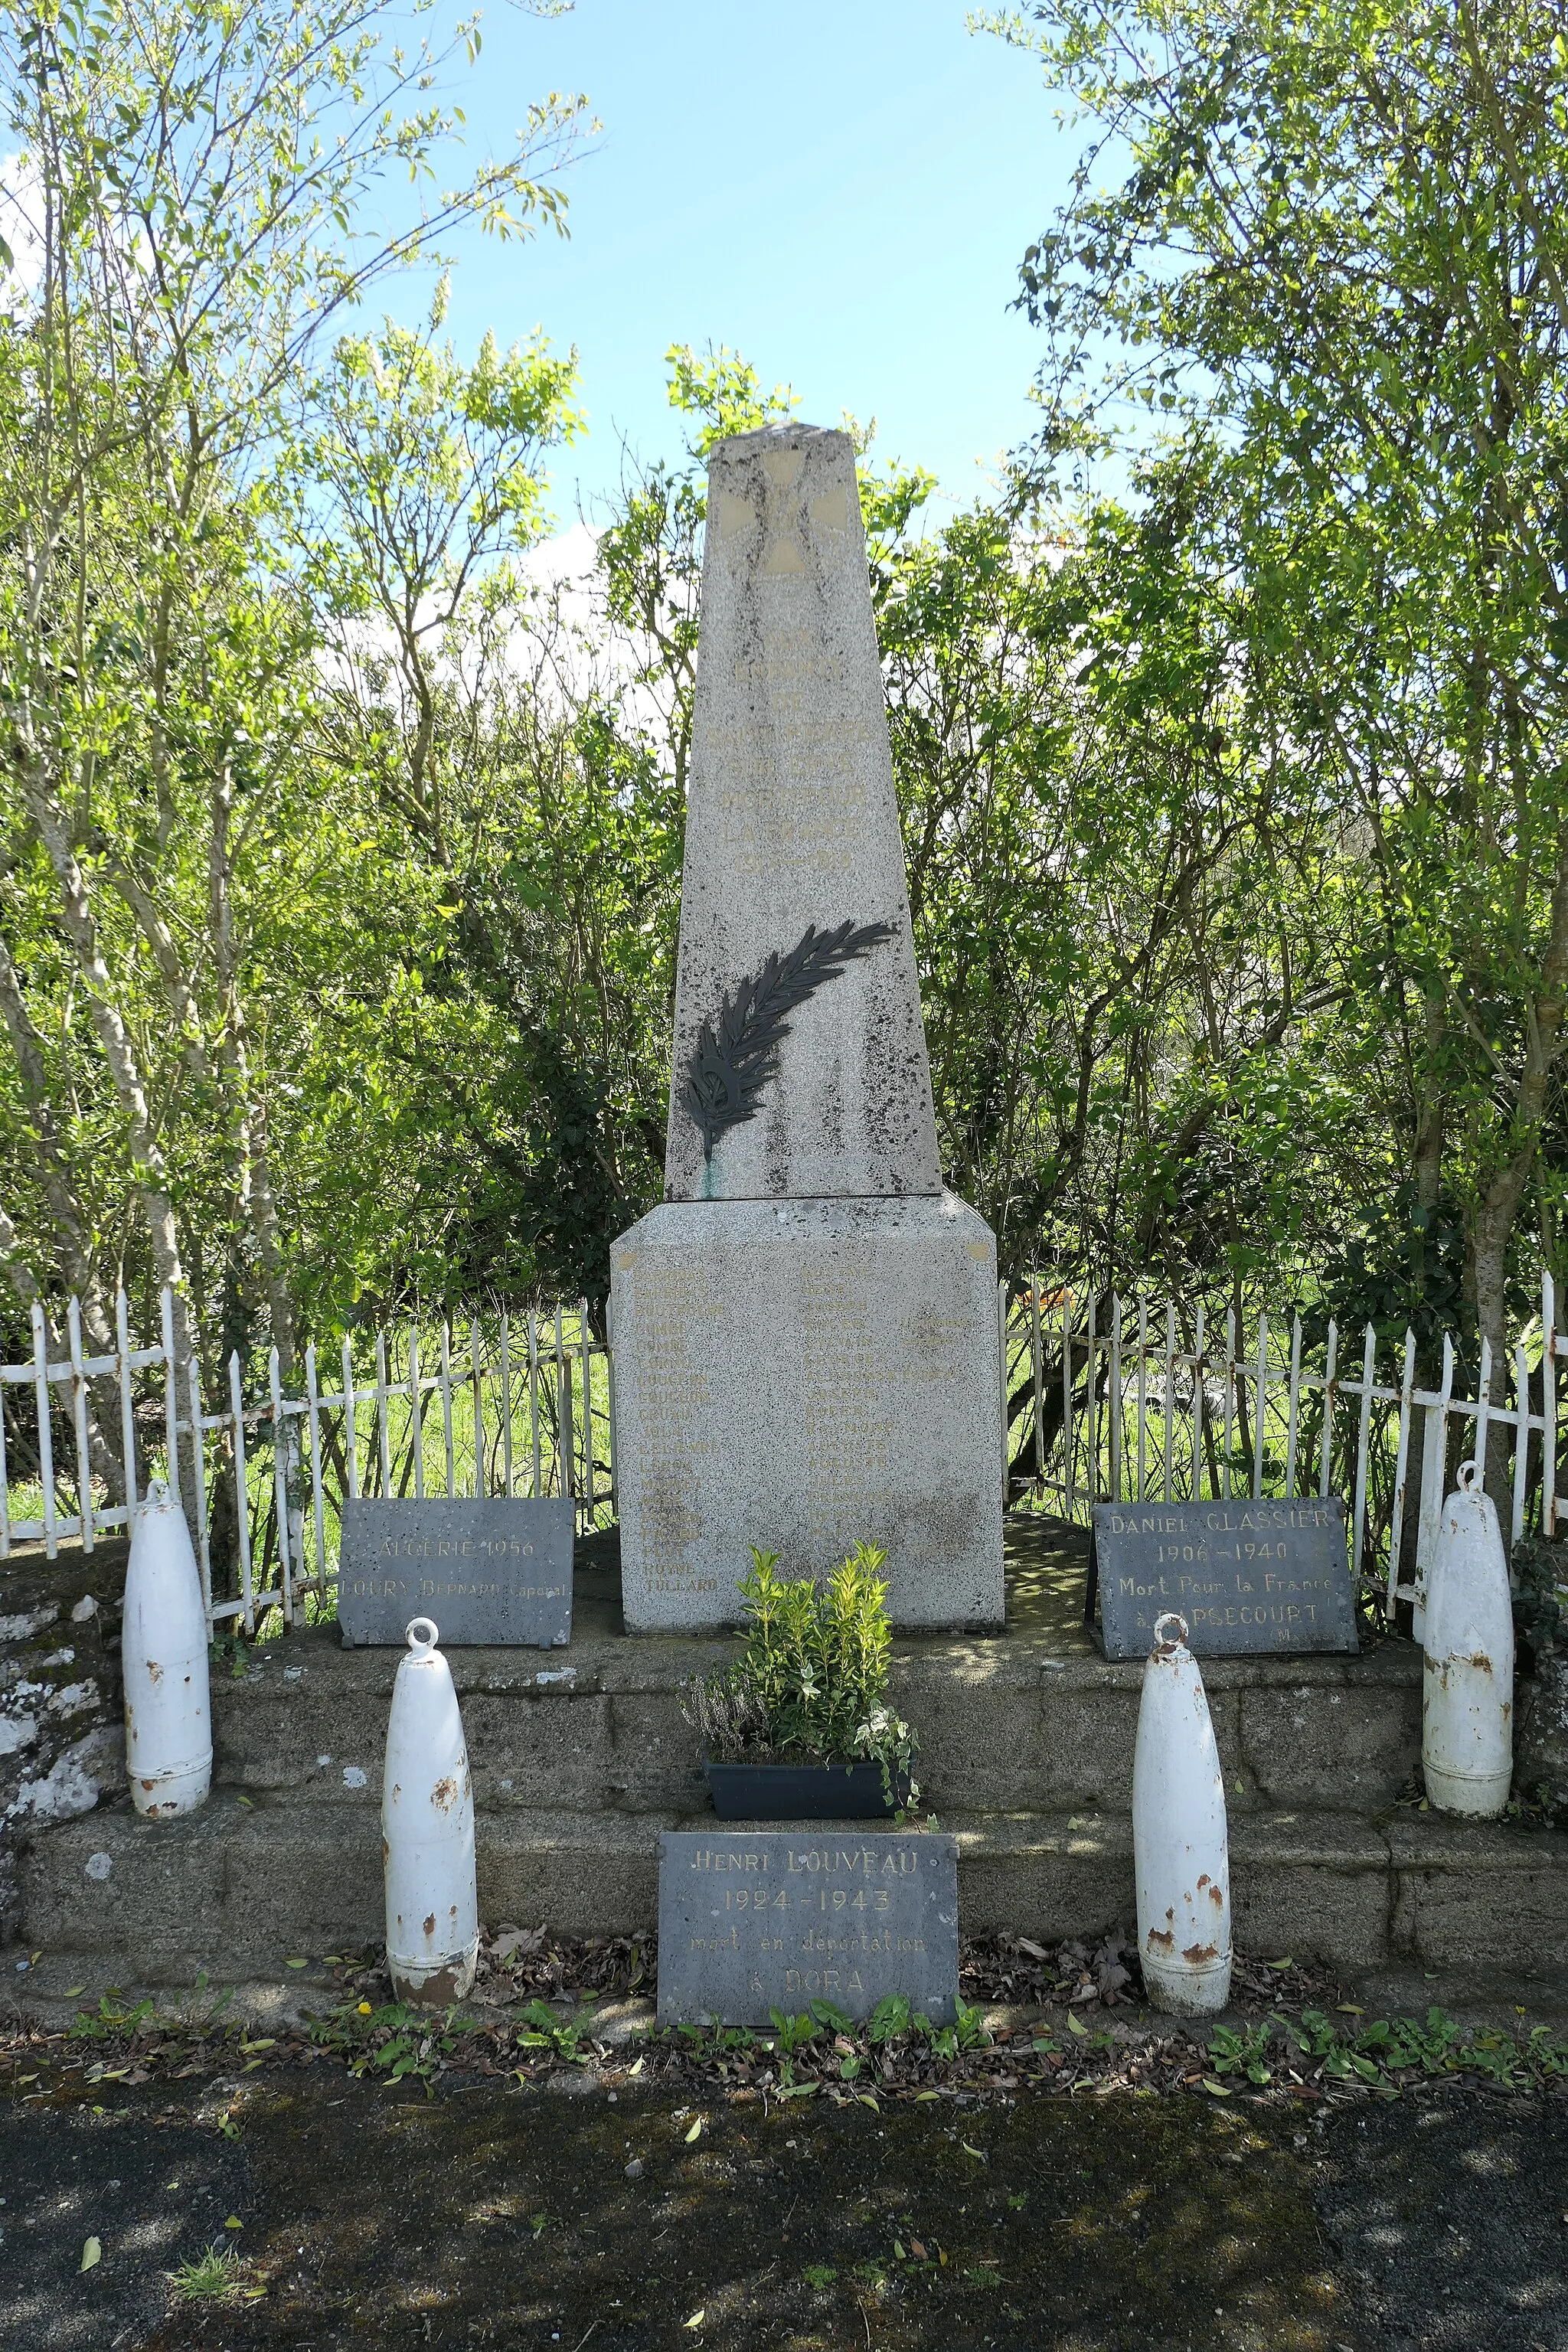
[609,423,1004,1631]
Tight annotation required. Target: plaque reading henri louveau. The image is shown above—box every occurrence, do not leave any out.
[337,1498,574,1646]
[657,1829,959,2029]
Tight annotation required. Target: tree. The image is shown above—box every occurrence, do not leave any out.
[0,0,583,1382]
[992,0,1568,1370]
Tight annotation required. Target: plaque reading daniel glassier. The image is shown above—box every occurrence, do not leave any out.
[337,1497,574,1647]
[657,1829,959,2030]
[1087,1497,1357,1661]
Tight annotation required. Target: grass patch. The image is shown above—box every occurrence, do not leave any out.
[168,2243,265,2304]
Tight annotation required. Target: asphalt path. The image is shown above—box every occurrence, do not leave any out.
[2,2073,1565,2351]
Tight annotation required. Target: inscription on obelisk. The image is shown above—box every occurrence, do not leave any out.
[610,423,1004,1630]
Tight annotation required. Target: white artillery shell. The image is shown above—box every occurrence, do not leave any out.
[1132,1611,1233,2015]
[382,1617,479,2004]
[122,1481,212,1818]
[1423,1465,1514,1818]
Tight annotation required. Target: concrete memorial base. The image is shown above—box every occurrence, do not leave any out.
[609,1190,1005,1632]
[11,1524,1568,1999]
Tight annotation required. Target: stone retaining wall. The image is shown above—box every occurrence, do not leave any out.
[0,1540,128,1944]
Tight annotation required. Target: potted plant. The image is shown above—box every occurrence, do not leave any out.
[681,1544,921,1820]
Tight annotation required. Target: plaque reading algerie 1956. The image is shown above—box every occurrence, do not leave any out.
[337,1497,574,1647]
[1086,1497,1357,1661]
[656,1829,959,2029]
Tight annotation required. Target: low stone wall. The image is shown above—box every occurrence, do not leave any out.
[0,1540,129,1945]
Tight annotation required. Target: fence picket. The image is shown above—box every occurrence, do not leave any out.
[1109,1295,1123,1503]
[160,1286,181,1502]
[471,1321,484,1500]
[1055,1283,1069,1504]
[306,1341,326,1593]
[500,1314,514,1500]
[409,1326,424,1502]
[67,1296,93,1555]
[0,1315,11,1558]
[341,1336,360,1500]
[188,1353,212,1622]
[580,1298,593,1508]
[1545,1269,1560,1536]
[116,1289,138,1514]
[230,1350,254,1633]
[375,1329,391,1498]
[1386,1328,1416,1616]
[1090,1289,1105,1505]
[31,1302,57,1559]
[1032,1278,1046,1487]
[555,1305,572,1503]
[269,1344,292,1625]
[1351,1325,1377,1583]
[1318,1319,1338,1499]
[1222,1308,1236,1502]
[528,1309,542,1497]
[1192,1302,1205,1505]
[1512,1338,1530,1546]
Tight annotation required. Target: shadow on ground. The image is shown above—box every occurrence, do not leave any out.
[3,2073,1566,2350]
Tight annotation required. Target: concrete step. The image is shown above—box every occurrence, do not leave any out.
[19,1788,1568,1991]
[16,1514,1561,2001]
[206,1612,1425,1821]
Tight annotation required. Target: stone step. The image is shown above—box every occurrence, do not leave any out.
[19,1788,1568,1992]
[208,1613,1425,1819]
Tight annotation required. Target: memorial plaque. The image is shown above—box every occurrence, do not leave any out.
[656,1828,959,2029]
[1086,1497,1357,1661]
[337,1498,574,1647]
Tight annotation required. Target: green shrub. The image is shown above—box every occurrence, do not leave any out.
[681,1543,920,1803]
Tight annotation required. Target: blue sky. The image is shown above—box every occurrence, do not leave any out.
[414,0,1073,528]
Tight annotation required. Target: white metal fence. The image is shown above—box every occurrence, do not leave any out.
[8,1265,1566,1639]
[999,1268,1568,1615]
[1,1294,615,1634]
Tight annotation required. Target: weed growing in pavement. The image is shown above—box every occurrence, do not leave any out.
[513,1998,593,2066]
[304,1998,487,2089]
[72,1994,157,2040]
[769,2007,820,2057]
[168,2243,264,2304]
[1207,2007,1568,2095]
[1208,2023,1274,2084]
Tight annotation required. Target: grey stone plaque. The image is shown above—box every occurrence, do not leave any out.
[656,1828,959,2029]
[1087,1497,1358,1661]
[337,1498,574,1647]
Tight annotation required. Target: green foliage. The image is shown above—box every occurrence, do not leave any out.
[304,1996,485,2089]
[991,0,1568,1348]
[1207,2022,1273,2084]
[681,1544,920,1801]
[167,2243,263,2305]
[11,0,1568,1531]
[768,2007,820,2056]
[868,1994,912,2045]
[1255,2005,1568,2090]
[511,1997,592,2065]
[913,1997,991,2062]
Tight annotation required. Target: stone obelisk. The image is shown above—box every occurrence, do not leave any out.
[609,423,1004,1631]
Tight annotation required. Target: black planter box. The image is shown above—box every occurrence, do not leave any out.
[705,1758,910,1821]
